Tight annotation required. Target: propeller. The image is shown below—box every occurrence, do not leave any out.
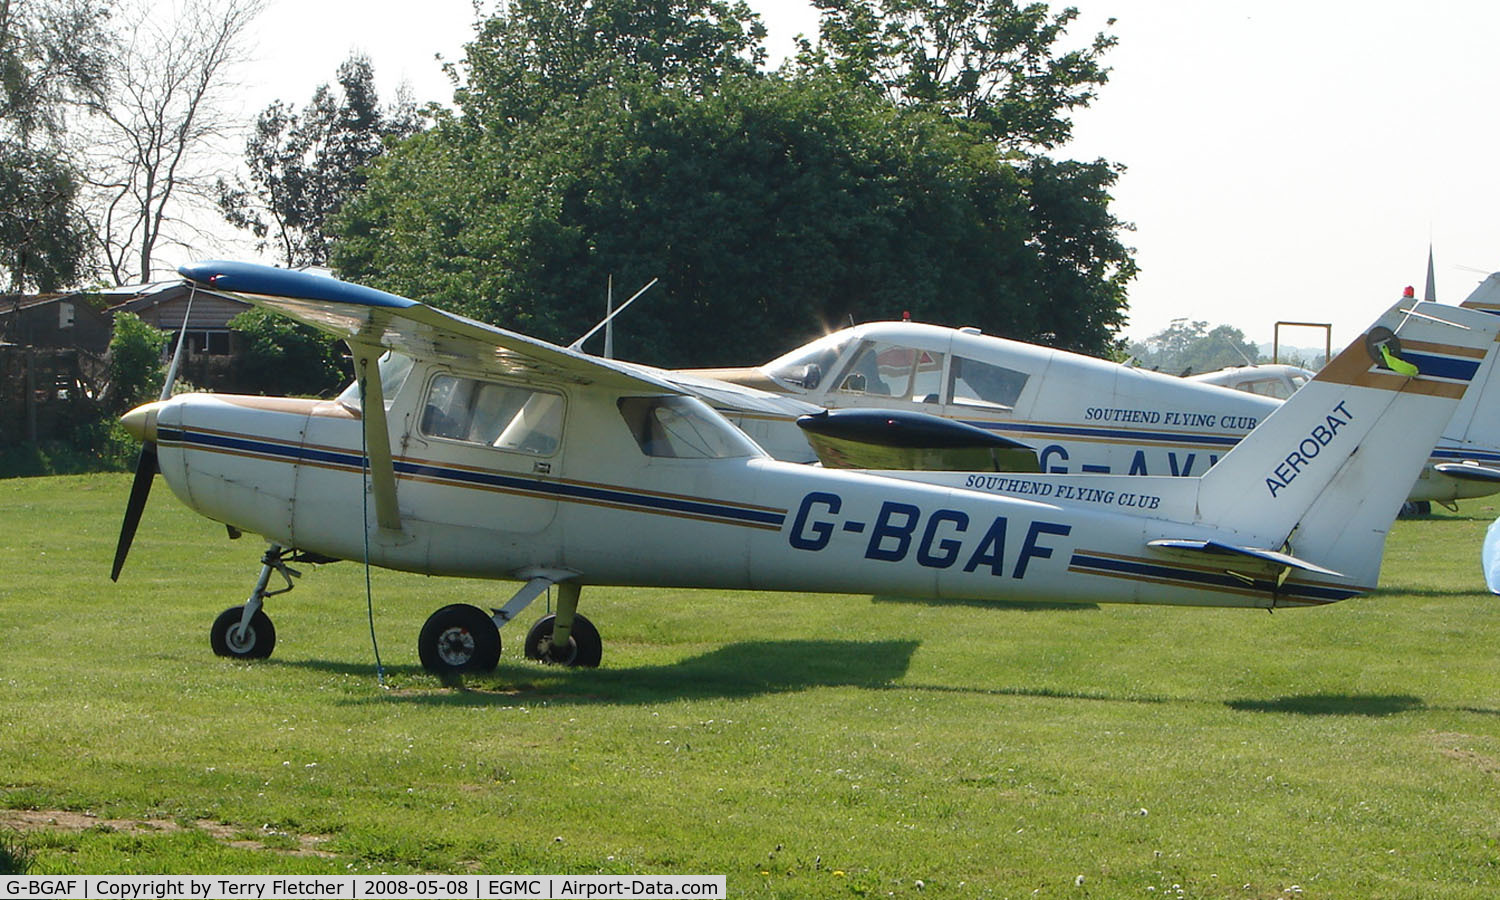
[110,285,196,581]
[110,438,159,581]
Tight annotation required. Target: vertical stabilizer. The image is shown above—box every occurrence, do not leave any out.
[1446,272,1500,448]
[1194,299,1498,585]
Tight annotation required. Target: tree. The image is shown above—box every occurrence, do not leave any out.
[105,310,166,411]
[333,0,1134,364]
[0,144,91,291]
[457,0,766,130]
[797,0,1116,149]
[83,0,263,285]
[338,74,1129,364]
[1127,319,1260,376]
[0,0,113,291]
[217,54,422,267]
[228,308,348,396]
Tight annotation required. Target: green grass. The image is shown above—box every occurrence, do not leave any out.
[4,473,1500,897]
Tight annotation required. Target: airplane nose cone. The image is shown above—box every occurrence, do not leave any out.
[120,401,164,442]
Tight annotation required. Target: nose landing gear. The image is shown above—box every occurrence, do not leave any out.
[210,544,300,660]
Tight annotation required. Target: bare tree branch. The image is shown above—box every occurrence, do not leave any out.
[81,0,263,285]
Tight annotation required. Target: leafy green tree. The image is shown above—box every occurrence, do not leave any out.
[338,76,1129,363]
[228,308,348,397]
[217,53,421,266]
[0,0,113,291]
[0,144,90,291]
[797,0,1116,148]
[106,311,167,411]
[333,0,1134,364]
[1127,319,1260,376]
[457,0,766,130]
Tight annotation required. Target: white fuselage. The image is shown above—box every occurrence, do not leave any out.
[684,322,1500,503]
[149,366,1358,612]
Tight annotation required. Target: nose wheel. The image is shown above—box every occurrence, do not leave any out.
[210,605,276,659]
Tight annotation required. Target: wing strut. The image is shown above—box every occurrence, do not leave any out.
[351,341,402,532]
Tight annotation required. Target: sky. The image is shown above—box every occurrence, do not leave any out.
[228,0,1500,347]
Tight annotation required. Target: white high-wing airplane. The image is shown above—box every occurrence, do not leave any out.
[111,261,1498,674]
[675,312,1500,508]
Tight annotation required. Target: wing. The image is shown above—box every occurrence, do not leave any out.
[796,408,1042,472]
[178,260,681,395]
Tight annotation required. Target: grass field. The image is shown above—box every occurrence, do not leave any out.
[4,473,1500,897]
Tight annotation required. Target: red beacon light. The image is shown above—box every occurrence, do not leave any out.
[1402,286,1415,298]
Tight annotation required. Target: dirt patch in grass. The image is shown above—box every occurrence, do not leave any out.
[1432,732,1500,777]
[0,809,337,858]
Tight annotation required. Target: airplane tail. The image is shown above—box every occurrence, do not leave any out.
[1444,273,1500,454]
[1192,299,1499,586]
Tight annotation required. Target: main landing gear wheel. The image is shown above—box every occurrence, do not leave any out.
[418,604,501,675]
[524,613,602,668]
[210,605,276,660]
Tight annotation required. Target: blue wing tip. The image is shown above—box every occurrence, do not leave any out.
[178,260,417,309]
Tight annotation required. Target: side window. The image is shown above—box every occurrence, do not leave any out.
[618,396,763,459]
[421,374,563,455]
[950,356,1029,410]
[1239,378,1289,399]
[834,341,945,402]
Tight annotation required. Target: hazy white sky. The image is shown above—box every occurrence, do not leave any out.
[235,0,1500,346]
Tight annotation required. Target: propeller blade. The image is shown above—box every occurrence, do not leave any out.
[111,282,194,581]
[111,442,158,582]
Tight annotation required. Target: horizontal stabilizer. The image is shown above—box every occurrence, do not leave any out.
[1434,461,1500,484]
[1148,539,1345,578]
[796,409,1040,472]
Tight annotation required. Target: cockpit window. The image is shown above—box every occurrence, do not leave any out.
[421,374,564,456]
[834,341,946,403]
[1236,376,1308,400]
[618,396,765,459]
[949,356,1029,410]
[337,350,415,413]
[764,333,853,391]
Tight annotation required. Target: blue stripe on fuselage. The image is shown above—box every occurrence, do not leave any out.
[157,426,785,529]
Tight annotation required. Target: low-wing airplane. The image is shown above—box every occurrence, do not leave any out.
[676,314,1500,509]
[112,261,1499,674]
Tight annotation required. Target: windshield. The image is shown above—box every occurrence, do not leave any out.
[764,333,853,392]
[337,350,415,413]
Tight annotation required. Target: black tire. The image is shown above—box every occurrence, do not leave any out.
[210,605,276,660]
[418,604,501,674]
[524,613,602,668]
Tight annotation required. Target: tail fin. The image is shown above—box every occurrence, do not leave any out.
[1195,299,1499,585]
[1444,273,1500,453]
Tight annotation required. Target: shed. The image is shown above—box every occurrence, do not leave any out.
[107,279,252,356]
[0,293,115,355]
